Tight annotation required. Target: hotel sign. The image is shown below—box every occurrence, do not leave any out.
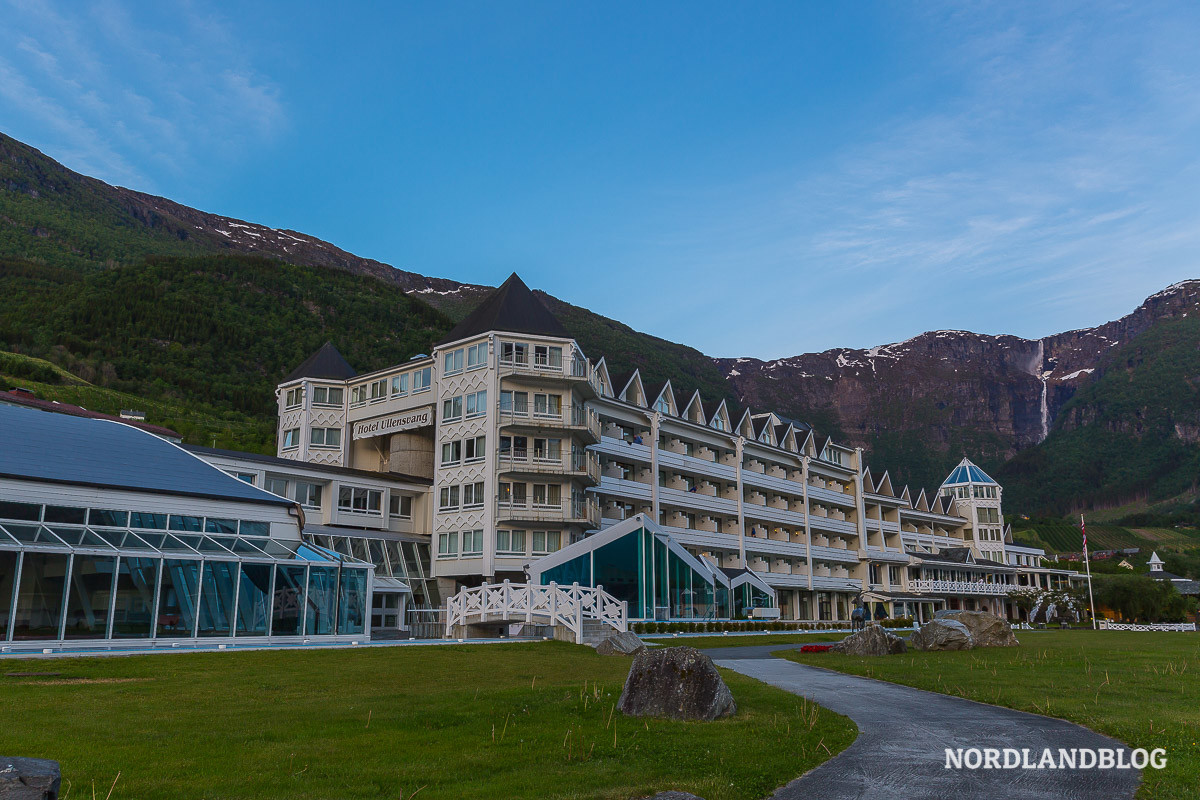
[352,406,433,440]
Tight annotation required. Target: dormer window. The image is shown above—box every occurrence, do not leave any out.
[711,416,727,432]
[654,396,671,415]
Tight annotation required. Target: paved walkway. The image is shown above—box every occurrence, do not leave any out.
[708,648,1141,800]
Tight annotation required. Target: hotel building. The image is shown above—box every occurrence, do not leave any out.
[274,274,1077,626]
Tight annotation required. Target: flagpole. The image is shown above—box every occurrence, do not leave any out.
[1081,513,1097,630]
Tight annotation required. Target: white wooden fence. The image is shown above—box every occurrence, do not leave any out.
[445,580,627,644]
[1098,621,1197,632]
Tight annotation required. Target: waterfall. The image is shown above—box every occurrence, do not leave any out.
[1034,340,1049,442]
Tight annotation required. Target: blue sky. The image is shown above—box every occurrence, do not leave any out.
[2,1,1199,358]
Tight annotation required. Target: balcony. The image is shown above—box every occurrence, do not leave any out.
[497,497,601,528]
[908,579,1013,596]
[497,448,600,483]
[498,404,601,442]
[498,354,594,389]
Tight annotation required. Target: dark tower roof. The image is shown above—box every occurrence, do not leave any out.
[284,342,358,383]
[436,273,569,345]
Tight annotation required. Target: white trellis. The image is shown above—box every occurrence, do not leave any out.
[445,580,627,644]
[1098,620,1197,632]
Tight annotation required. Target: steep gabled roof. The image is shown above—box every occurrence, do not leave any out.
[861,468,876,494]
[435,273,569,346]
[683,390,706,424]
[592,358,613,397]
[875,470,895,497]
[285,342,357,383]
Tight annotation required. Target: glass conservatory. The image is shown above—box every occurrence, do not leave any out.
[0,505,372,650]
[530,516,776,621]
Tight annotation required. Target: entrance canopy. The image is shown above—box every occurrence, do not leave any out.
[528,514,776,621]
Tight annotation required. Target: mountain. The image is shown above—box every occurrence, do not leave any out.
[718,281,1200,510]
[0,131,732,444]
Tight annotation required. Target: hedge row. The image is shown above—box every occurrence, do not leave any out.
[632,617,915,634]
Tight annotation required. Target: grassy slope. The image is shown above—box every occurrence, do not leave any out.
[783,630,1200,800]
[0,642,855,800]
[999,316,1200,514]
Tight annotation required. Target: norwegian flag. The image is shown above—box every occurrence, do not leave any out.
[1080,515,1087,552]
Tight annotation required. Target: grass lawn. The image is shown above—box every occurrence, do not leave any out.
[782,630,1200,800]
[651,631,841,650]
[0,642,855,800]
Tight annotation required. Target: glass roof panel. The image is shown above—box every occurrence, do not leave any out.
[117,530,157,551]
[296,542,337,562]
[0,525,20,545]
[136,532,168,549]
[258,539,297,558]
[194,536,234,554]
[229,538,269,555]
[158,534,200,553]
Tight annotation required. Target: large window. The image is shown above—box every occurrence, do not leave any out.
[464,435,486,463]
[282,428,300,449]
[312,386,344,406]
[533,393,562,417]
[496,529,526,555]
[391,373,409,396]
[272,565,306,636]
[309,427,342,448]
[111,557,158,638]
[437,531,459,558]
[265,477,288,497]
[389,494,413,519]
[12,552,69,640]
[439,485,460,511]
[306,566,338,636]
[293,482,323,509]
[284,387,304,409]
[443,348,464,375]
[500,341,528,364]
[236,564,272,636]
[465,390,487,418]
[158,560,200,638]
[441,440,462,466]
[461,530,483,556]
[466,342,488,369]
[63,554,115,639]
[412,367,432,393]
[369,379,387,401]
[532,483,561,508]
[532,530,561,555]
[442,396,463,421]
[533,345,563,369]
[338,486,382,514]
[462,482,485,509]
[500,390,528,415]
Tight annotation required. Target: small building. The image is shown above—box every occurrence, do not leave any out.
[1147,551,1200,597]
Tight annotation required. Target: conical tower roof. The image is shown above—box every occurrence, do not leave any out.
[941,456,997,487]
[436,273,568,345]
[284,342,357,382]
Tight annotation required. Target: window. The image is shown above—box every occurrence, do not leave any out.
[231,472,256,485]
[389,494,413,519]
[500,341,528,364]
[466,342,488,369]
[532,530,561,554]
[533,438,561,462]
[465,390,487,418]
[500,390,528,415]
[825,449,844,465]
[284,387,304,408]
[351,385,368,406]
[309,427,342,448]
[443,348,464,375]
[441,440,462,466]
[369,379,387,401]
[266,477,288,497]
[654,395,671,415]
[461,530,483,555]
[293,482,322,508]
[464,435,486,463]
[391,373,409,396]
[533,393,562,417]
[413,367,432,393]
[312,386,344,406]
[442,396,463,421]
[439,485,460,511]
[462,482,486,509]
[533,345,562,369]
[205,517,238,534]
[129,511,167,529]
[282,428,300,449]
[711,416,727,432]
[338,486,382,513]
[977,507,999,524]
[497,529,526,555]
[437,532,459,558]
[533,483,561,508]
[499,481,528,507]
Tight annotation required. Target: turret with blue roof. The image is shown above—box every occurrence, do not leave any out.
[941,456,997,488]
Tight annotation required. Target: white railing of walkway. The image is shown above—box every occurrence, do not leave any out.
[445,581,628,644]
[908,579,1013,596]
[1099,621,1197,632]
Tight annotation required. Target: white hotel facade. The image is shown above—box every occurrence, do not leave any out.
[273,274,1075,625]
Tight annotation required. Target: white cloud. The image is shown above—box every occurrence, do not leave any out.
[0,0,286,190]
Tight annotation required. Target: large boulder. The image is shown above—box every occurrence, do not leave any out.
[831,624,907,656]
[0,757,60,800]
[596,631,647,656]
[910,619,974,651]
[935,610,1019,647]
[618,646,736,721]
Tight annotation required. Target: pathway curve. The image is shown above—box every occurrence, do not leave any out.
[707,646,1141,800]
